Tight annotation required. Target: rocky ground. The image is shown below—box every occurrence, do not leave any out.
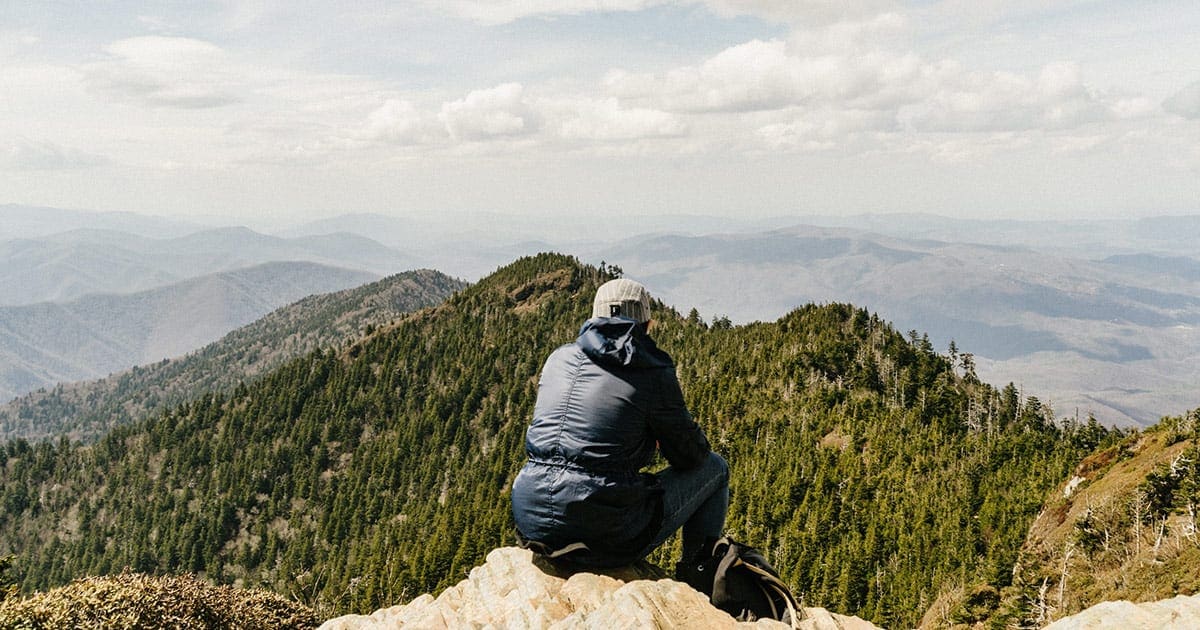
[1043,594,1200,630]
[319,547,880,629]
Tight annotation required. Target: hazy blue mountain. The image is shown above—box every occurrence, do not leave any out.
[0,203,202,239]
[0,269,464,442]
[1134,215,1200,242]
[0,227,416,306]
[0,261,377,402]
[278,212,583,279]
[279,211,765,250]
[0,233,179,306]
[1101,253,1200,282]
[593,226,1200,426]
[752,213,1200,259]
[276,211,781,279]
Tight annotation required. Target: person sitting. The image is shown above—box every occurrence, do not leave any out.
[511,278,729,574]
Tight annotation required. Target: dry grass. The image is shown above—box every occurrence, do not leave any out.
[1010,429,1200,625]
[1026,431,1190,553]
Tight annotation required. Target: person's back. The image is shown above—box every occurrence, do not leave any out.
[511,278,728,570]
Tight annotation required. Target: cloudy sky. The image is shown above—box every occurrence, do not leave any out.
[3,1,1199,224]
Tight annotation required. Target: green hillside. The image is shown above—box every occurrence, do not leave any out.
[0,269,464,443]
[0,254,1109,627]
[950,410,1198,628]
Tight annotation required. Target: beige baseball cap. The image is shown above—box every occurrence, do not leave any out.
[592,278,651,322]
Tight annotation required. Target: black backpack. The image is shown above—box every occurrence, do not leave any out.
[681,536,801,625]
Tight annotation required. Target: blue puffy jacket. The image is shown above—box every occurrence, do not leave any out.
[511,317,710,560]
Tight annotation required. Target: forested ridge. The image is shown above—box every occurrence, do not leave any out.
[0,269,464,443]
[0,254,1115,627]
[967,410,1200,628]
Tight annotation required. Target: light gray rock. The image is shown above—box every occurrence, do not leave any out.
[320,547,880,629]
[1044,594,1200,630]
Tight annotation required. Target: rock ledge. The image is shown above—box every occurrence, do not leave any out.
[1045,594,1200,630]
[320,547,880,629]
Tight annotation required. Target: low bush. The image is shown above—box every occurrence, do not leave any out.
[0,572,317,629]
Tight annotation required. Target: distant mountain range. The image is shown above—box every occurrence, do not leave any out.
[5,203,1199,425]
[278,210,1200,272]
[591,228,1200,426]
[758,212,1200,260]
[0,226,417,306]
[0,203,203,240]
[0,269,464,442]
[0,261,379,403]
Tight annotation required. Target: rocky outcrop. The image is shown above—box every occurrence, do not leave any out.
[1044,594,1200,629]
[320,547,880,629]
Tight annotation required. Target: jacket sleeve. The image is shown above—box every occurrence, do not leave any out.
[648,367,710,470]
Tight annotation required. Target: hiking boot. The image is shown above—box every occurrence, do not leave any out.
[675,536,722,595]
[675,558,712,594]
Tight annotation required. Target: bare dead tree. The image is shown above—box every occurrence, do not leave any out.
[1058,541,1074,611]
[1032,577,1052,628]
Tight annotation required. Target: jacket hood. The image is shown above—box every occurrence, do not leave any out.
[577,317,674,369]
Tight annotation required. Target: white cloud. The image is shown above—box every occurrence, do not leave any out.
[2,138,107,170]
[916,133,1032,164]
[898,62,1111,133]
[1050,134,1109,154]
[439,83,538,141]
[5,1,1193,221]
[603,20,921,115]
[1112,97,1155,119]
[359,99,438,144]
[425,0,892,25]
[600,9,1136,143]
[756,120,836,151]
[556,97,686,140]
[704,0,896,24]
[756,107,892,150]
[1163,80,1200,119]
[136,15,178,32]
[215,0,288,31]
[608,39,903,113]
[425,0,668,25]
[661,39,803,111]
[786,11,908,54]
[84,36,241,108]
[0,31,43,60]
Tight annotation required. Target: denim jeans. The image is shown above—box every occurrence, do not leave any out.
[637,451,730,562]
[556,451,730,568]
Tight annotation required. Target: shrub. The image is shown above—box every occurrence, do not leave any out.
[0,572,317,629]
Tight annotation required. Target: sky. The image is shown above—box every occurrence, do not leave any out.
[2,1,1199,225]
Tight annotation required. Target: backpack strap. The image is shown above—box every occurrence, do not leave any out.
[740,561,802,628]
[710,537,741,605]
[515,529,591,559]
[540,542,590,559]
